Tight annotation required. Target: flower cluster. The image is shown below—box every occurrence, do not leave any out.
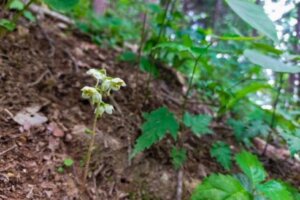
[81,69,126,118]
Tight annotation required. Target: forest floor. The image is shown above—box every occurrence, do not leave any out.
[0,18,299,200]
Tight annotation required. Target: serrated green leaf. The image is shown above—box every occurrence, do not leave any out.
[226,0,278,42]
[171,147,187,170]
[191,174,251,200]
[235,151,267,185]
[183,112,213,136]
[63,158,74,167]
[130,107,179,159]
[210,141,232,170]
[234,173,254,194]
[244,50,300,73]
[227,119,246,142]
[280,129,300,156]
[43,0,79,11]
[245,120,270,139]
[257,180,293,200]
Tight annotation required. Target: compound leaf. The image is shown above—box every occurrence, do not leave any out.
[257,180,293,200]
[191,174,251,200]
[183,112,213,136]
[210,141,232,170]
[235,151,267,185]
[280,129,300,157]
[130,107,179,158]
[171,147,187,170]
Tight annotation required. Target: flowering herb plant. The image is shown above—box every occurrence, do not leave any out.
[81,68,125,183]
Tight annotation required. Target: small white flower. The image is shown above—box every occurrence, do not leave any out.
[95,103,114,117]
[87,69,106,81]
[81,86,102,105]
[104,104,114,114]
[101,77,126,93]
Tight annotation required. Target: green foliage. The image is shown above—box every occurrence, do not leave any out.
[43,0,79,11]
[183,112,213,136]
[9,0,24,10]
[171,147,187,170]
[235,151,266,185]
[257,180,293,200]
[191,174,251,200]
[244,50,300,73]
[0,19,16,32]
[280,129,300,156]
[210,141,232,170]
[131,107,179,158]
[226,0,278,42]
[192,151,297,200]
[63,158,74,167]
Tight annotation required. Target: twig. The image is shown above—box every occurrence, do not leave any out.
[29,4,74,25]
[4,108,14,118]
[27,70,50,87]
[0,144,17,157]
[176,169,183,200]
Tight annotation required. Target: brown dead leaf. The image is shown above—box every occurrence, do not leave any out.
[47,122,64,137]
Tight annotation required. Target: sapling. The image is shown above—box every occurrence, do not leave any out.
[81,68,125,184]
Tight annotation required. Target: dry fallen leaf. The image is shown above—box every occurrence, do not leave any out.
[47,122,64,137]
[13,105,48,130]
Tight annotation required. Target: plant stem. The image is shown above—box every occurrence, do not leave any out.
[262,73,284,155]
[83,115,98,184]
[181,43,212,115]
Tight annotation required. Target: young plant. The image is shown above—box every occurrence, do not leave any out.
[191,151,300,200]
[81,68,125,183]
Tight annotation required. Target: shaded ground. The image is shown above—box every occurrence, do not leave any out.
[0,19,299,199]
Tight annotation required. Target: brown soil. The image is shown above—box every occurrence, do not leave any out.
[0,19,299,200]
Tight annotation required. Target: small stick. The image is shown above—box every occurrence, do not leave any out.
[176,169,183,200]
[27,70,50,87]
[0,144,17,157]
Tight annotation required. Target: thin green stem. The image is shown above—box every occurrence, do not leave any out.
[83,115,98,183]
[262,73,284,155]
[181,43,212,115]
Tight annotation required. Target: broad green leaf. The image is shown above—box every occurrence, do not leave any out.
[234,173,254,194]
[191,174,251,200]
[245,120,270,139]
[171,147,187,170]
[43,0,79,11]
[183,112,213,136]
[0,19,16,32]
[235,151,267,185]
[210,141,232,170]
[130,107,179,158]
[257,180,293,200]
[9,0,24,10]
[227,82,272,109]
[214,35,262,41]
[244,50,300,73]
[280,129,300,156]
[226,0,278,42]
